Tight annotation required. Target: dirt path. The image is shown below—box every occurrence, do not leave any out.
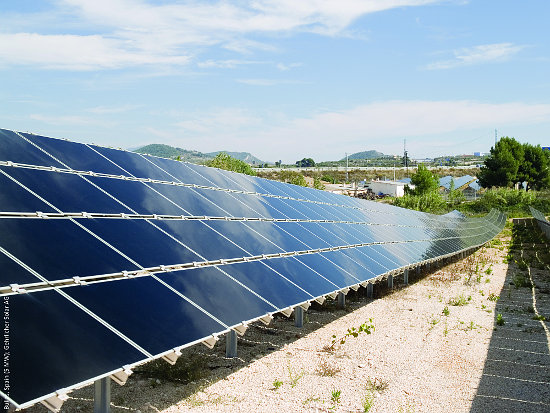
[27,219,550,413]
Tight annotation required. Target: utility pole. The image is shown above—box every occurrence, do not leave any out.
[346,152,349,184]
[495,129,498,146]
[403,139,409,177]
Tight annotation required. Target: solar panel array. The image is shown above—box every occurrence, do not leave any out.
[0,128,505,409]
[530,206,550,239]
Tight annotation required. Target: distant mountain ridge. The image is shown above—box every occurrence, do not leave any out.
[342,150,388,160]
[205,151,264,165]
[133,143,264,164]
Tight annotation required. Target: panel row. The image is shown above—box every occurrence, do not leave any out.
[0,128,471,227]
[0,215,502,289]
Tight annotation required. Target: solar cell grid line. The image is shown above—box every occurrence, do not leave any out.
[0,129,507,410]
[0,157,477,224]
[0,143,320,300]
[97,154,388,286]
[0,153,302,318]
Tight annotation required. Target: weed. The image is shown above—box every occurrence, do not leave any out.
[485,266,493,275]
[315,359,340,377]
[362,391,375,412]
[272,379,283,390]
[398,402,416,413]
[302,395,320,405]
[532,314,546,321]
[329,319,375,350]
[287,363,305,388]
[516,259,529,271]
[443,320,449,337]
[512,274,531,288]
[449,294,469,306]
[487,293,499,302]
[136,353,208,384]
[526,305,535,313]
[496,313,505,326]
[442,306,450,316]
[331,389,342,404]
[365,377,388,392]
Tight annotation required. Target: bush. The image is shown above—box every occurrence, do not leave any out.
[461,188,550,216]
[279,170,308,187]
[393,192,447,213]
[206,152,256,176]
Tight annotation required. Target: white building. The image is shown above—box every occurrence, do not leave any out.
[368,180,410,197]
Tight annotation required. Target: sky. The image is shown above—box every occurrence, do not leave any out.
[1,0,549,163]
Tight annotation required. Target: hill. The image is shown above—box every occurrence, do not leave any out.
[133,144,263,164]
[343,150,387,160]
[206,151,263,165]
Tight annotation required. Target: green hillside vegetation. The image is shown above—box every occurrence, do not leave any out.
[134,144,210,163]
[133,144,263,165]
[343,150,387,160]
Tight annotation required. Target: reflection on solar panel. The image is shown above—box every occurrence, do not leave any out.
[0,128,505,410]
[530,207,550,239]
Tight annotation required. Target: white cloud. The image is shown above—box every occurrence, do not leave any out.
[29,113,96,125]
[87,104,141,114]
[169,100,550,161]
[0,33,189,70]
[0,0,441,70]
[197,59,263,69]
[426,43,526,70]
[276,62,302,71]
[236,78,306,86]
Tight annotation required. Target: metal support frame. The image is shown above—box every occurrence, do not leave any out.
[294,306,304,328]
[337,291,346,308]
[403,268,409,285]
[387,274,393,288]
[366,283,373,298]
[416,265,420,275]
[225,330,237,358]
[94,377,111,413]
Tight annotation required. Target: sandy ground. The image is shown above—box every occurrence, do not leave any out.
[27,219,550,413]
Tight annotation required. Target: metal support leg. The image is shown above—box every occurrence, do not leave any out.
[403,269,409,285]
[387,274,393,288]
[225,330,237,358]
[294,306,304,328]
[416,265,420,275]
[337,292,346,308]
[367,283,373,298]
[94,377,111,413]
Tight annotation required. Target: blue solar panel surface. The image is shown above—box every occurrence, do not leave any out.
[0,128,505,408]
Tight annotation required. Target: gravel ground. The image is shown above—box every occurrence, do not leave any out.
[26,220,550,413]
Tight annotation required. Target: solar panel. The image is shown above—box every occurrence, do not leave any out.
[530,206,550,239]
[0,128,505,409]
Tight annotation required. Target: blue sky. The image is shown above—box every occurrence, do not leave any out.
[1,0,549,163]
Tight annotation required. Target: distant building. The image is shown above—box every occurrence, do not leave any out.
[368,180,410,197]
[473,152,481,156]
[543,147,550,152]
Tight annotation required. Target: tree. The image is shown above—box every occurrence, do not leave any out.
[519,144,550,190]
[448,178,465,206]
[279,170,307,186]
[206,152,256,176]
[296,158,315,167]
[478,137,524,188]
[409,164,440,195]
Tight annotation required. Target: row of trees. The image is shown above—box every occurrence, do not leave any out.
[479,138,550,190]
